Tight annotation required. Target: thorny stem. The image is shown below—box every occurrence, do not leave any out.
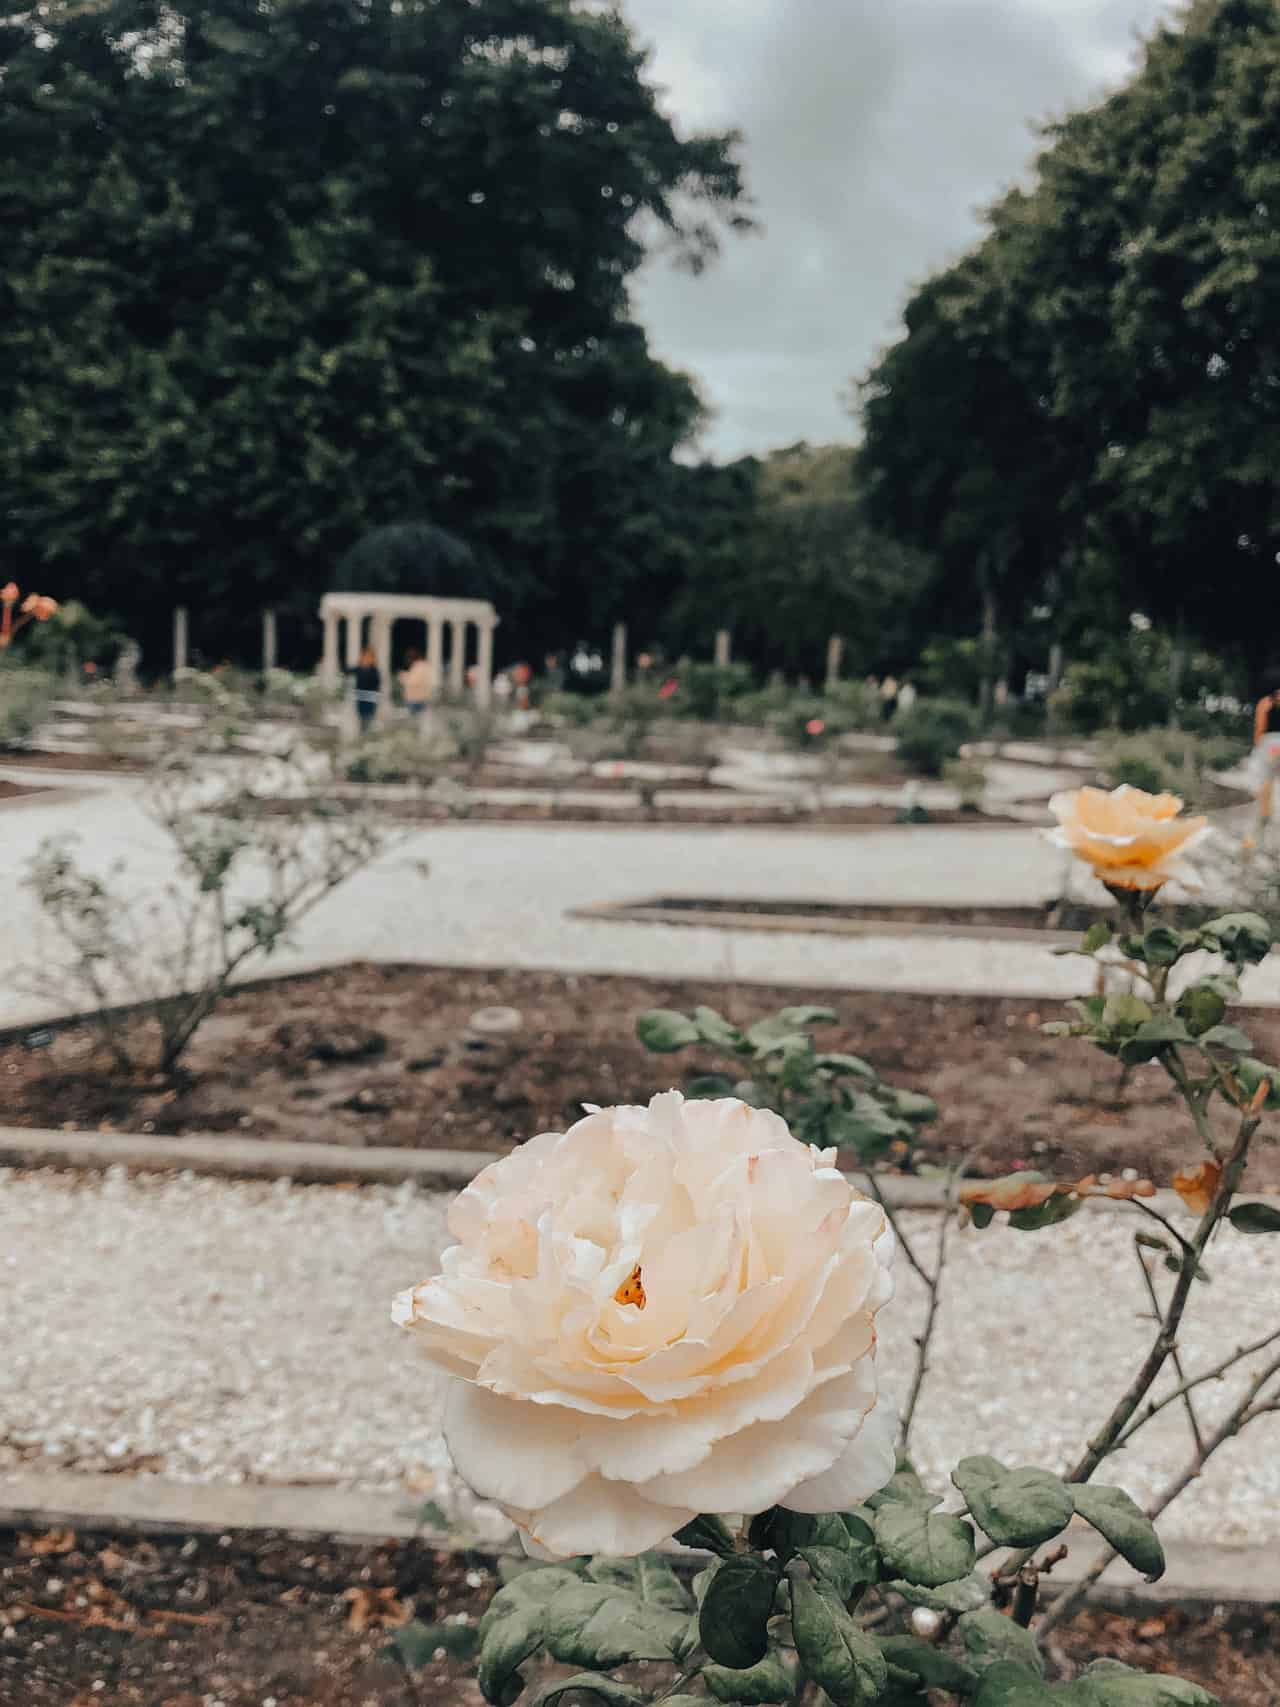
[1038,1346,1280,1637]
[898,1167,964,1452]
[1112,1325,1280,1450]
[1127,1197,1194,1254]
[862,1173,933,1290]
[1131,1239,1204,1456]
[1164,1050,1222,1160]
[986,1105,1261,1578]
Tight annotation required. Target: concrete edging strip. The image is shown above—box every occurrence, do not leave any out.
[4,1123,1270,1222]
[0,1471,1275,1609]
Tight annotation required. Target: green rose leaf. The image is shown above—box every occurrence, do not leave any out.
[1070,1485,1166,1580]
[890,1573,991,1613]
[874,1500,976,1587]
[1119,1014,1191,1065]
[1196,1024,1253,1053]
[1061,1660,1219,1704]
[1233,1058,1280,1109]
[636,1553,693,1610]
[1140,924,1189,967]
[814,1052,878,1081]
[478,1568,581,1706]
[1228,1201,1280,1234]
[389,1619,479,1667]
[694,1007,747,1050]
[952,1456,1074,1548]
[636,1010,700,1053]
[1200,912,1272,966]
[867,1469,935,1510]
[585,1559,637,1590]
[797,1544,861,1602]
[879,1634,979,1693]
[959,1607,1043,1676]
[1081,920,1114,954]
[704,1646,796,1703]
[791,1575,889,1706]
[543,1581,689,1668]
[1101,993,1154,1035]
[971,1661,1050,1705]
[890,1088,940,1125]
[537,1676,646,1707]
[698,1555,777,1669]
[776,1004,839,1030]
[685,1074,739,1100]
[673,1515,739,1558]
[839,1512,883,1586]
[1009,1194,1084,1232]
[1175,985,1227,1037]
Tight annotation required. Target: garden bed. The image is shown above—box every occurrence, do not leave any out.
[6,964,1279,1186]
[339,797,1028,827]
[0,778,49,801]
[1,1524,1275,1707]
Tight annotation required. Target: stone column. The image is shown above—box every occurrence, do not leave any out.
[610,622,628,696]
[262,608,278,673]
[825,634,844,691]
[714,629,731,668]
[426,612,442,700]
[173,606,188,674]
[373,612,393,721]
[320,610,339,680]
[343,607,362,668]
[476,621,495,708]
[449,619,466,694]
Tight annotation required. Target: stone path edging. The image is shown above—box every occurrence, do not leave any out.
[6,1123,1272,1220]
[0,1470,1275,1610]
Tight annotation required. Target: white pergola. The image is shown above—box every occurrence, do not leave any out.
[319,591,500,710]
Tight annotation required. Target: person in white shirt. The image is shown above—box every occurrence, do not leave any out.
[398,649,434,716]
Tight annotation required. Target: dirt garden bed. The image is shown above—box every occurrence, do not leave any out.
[1,1525,1275,1707]
[332,796,1030,828]
[5,964,1280,1187]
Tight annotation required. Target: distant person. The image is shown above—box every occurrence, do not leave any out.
[348,645,381,734]
[897,679,918,715]
[1249,686,1280,846]
[398,648,433,717]
[879,675,899,722]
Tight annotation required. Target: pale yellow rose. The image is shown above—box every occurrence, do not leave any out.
[393,1092,897,1557]
[1046,784,1210,892]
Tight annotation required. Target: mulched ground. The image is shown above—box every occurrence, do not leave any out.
[346,799,1027,827]
[4,963,1278,1186]
[1,1526,1274,1707]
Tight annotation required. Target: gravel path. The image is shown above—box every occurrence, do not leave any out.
[3,1168,1277,1548]
[5,773,1280,1026]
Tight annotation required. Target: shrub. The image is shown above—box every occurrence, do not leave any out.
[672,661,755,721]
[343,722,458,783]
[23,747,388,1076]
[0,664,56,747]
[895,696,978,776]
[943,757,987,810]
[1100,728,1248,806]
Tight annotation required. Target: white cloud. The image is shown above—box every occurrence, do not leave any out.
[622,0,1175,460]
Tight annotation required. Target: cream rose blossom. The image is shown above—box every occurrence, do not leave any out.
[393,1092,897,1557]
[1046,784,1210,891]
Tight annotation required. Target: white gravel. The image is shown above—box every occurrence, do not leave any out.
[2,1167,1278,1547]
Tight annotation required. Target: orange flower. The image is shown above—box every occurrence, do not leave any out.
[0,582,18,604]
[1046,785,1210,892]
[1173,1160,1221,1215]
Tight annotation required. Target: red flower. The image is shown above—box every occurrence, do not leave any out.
[658,678,679,700]
[806,718,826,737]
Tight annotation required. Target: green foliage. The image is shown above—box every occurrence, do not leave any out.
[635,1001,935,1165]
[789,1575,888,1706]
[343,723,459,784]
[1070,1485,1166,1580]
[1098,729,1246,806]
[1227,1201,1280,1234]
[0,663,56,747]
[895,699,979,778]
[951,1457,1075,1550]
[697,1556,776,1669]
[873,1498,976,1589]
[0,0,748,665]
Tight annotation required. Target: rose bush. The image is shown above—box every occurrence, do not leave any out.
[393,1091,897,1558]
[1046,784,1210,891]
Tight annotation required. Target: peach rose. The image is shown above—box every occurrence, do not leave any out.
[393,1092,897,1557]
[1046,785,1210,892]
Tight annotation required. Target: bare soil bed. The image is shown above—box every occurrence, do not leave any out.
[1,1525,1274,1707]
[5,964,1279,1186]
[349,796,1028,828]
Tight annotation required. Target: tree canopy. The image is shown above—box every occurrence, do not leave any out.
[857,0,1280,687]
[0,0,749,666]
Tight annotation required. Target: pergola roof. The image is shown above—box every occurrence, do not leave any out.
[320,591,498,625]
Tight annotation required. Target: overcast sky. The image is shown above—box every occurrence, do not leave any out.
[621,0,1176,461]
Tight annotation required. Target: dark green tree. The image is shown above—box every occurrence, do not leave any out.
[0,0,748,666]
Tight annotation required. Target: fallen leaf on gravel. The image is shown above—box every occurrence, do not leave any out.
[1137,1616,1168,1640]
[22,1529,76,1555]
[1173,1160,1221,1215]
[1092,1177,1157,1201]
[960,1173,1063,1210]
[344,1585,413,1633]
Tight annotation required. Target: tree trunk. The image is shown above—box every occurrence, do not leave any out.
[979,582,997,725]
